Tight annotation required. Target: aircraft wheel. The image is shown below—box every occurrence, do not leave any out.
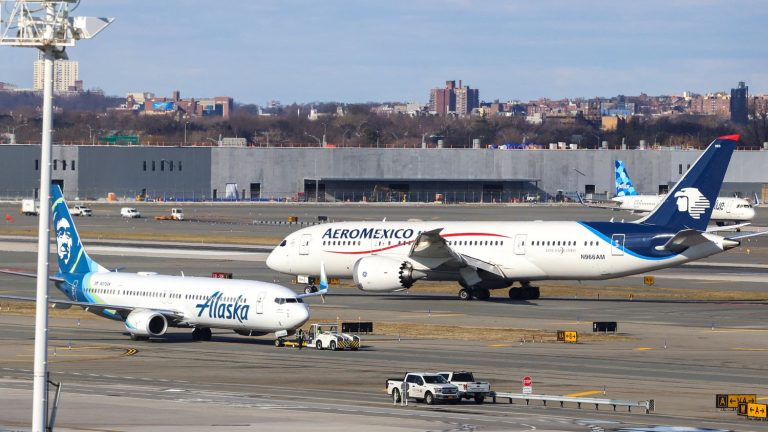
[475,288,491,301]
[508,288,523,300]
[458,288,472,301]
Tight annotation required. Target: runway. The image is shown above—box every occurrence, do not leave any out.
[1,203,768,431]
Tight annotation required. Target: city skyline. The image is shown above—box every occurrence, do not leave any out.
[0,1,766,104]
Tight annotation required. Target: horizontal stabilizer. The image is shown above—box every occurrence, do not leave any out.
[0,294,183,320]
[725,230,768,241]
[654,229,711,253]
[705,223,750,233]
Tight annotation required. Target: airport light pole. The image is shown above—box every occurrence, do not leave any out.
[0,3,112,431]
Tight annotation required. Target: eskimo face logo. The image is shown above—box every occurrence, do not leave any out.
[56,217,73,264]
[674,187,710,219]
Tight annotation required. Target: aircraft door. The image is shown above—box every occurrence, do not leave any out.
[725,200,733,214]
[514,234,527,255]
[611,234,625,256]
[299,234,311,255]
[255,291,265,314]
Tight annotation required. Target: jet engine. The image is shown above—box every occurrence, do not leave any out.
[124,309,168,337]
[353,256,424,292]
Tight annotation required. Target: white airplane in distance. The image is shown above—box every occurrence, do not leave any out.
[0,185,323,342]
[608,159,755,226]
[267,135,765,301]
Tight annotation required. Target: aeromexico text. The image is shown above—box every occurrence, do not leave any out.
[322,228,415,240]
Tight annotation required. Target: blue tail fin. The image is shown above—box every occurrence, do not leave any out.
[639,135,738,231]
[615,160,637,197]
[51,185,107,275]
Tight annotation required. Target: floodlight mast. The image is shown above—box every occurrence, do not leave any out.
[0,2,112,431]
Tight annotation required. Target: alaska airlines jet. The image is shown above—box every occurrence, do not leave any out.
[267,135,763,301]
[611,160,755,225]
[0,185,319,342]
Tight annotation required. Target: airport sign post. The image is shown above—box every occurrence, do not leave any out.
[522,376,533,395]
[0,3,112,431]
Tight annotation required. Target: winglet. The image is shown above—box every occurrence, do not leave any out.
[318,262,329,294]
[296,262,329,300]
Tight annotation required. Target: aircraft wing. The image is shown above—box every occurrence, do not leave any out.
[407,228,506,278]
[408,228,462,261]
[0,269,65,283]
[654,229,711,253]
[0,294,185,321]
[576,192,622,211]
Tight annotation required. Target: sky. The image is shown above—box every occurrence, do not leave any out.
[0,0,766,105]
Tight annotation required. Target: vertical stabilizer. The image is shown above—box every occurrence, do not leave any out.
[638,135,738,231]
[51,185,107,275]
[615,160,637,197]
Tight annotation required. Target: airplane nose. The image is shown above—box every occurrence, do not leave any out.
[295,305,310,328]
[266,249,285,272]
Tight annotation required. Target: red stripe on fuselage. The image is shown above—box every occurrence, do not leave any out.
[324,232,510,255]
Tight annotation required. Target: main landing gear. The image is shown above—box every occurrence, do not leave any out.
[192,327,212,341]
[304,285,318,294]
[458,286,491,301]
[508,282,540,300]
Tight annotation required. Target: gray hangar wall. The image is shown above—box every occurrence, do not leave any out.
[1,144,766,200]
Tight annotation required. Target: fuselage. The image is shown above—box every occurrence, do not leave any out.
[267,220,728,284]
[56,271,310,333]
[612,195,755,223]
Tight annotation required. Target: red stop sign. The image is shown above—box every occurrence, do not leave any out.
[523,376,532,387]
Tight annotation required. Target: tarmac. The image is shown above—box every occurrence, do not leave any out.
[1,202,767,431]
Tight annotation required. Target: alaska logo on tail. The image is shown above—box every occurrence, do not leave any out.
[615,160,638,197]
[51,185,108,275]
[638,135,738,231]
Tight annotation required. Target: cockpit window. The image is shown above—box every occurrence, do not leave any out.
[275,297,304,304]
[279,240,287,247]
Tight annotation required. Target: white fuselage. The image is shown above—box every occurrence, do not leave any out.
[611,195,755,223]
[267,221,727,287]
[67,272,310,333]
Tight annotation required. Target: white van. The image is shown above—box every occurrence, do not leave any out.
[120,207,141,218]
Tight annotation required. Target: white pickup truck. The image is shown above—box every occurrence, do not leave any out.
[69,205,92,216]
[386,373,460,405]
[438,371,493,404]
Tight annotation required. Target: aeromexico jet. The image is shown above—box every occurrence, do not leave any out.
[0,185,321,342]
[609,159,755,225]
[268,135,765,301]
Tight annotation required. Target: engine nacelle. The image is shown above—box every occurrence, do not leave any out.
[124,309,168,337]
[353,256,423,292]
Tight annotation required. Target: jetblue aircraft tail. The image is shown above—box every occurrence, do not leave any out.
[51,185,108,275]
[615,160,638,197]
[639,135,738,231]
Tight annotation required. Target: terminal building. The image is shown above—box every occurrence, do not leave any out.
[0,144,766,203]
